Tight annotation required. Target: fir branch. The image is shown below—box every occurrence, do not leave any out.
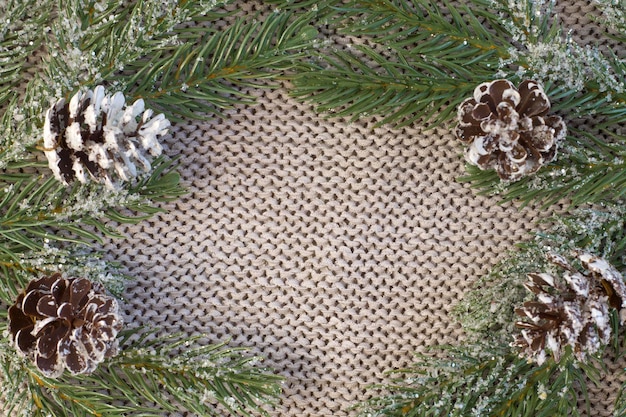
[489,0,562,45]
[338,0,509,55]
[534,204,626,271]
[0,0,50,110]
[0,248,127,305]
[453,244,548,339]
[0,155,184,260]
[592,0,626,36]
[41,0,230,95]
[32,0,321,120]
[0,97,46,169]
[120,9,319,120]
[357,343,592,417]
[509,38,626,119]
[455,205,626,341]
[289,46,484,127]
[0,328,283,417]
[491,0,626,127]
[277,0,626,127]
[284,0,511,127]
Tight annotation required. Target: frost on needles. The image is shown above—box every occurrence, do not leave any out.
[0,1,307,416]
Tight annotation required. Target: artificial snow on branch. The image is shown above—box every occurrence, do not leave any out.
[0,1,321,415]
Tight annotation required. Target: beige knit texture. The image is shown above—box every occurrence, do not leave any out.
[100,2,623,416]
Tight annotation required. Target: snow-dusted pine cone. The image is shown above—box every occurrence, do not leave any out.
[43,85,170,189]
[455,79,566,181]
[513,252,626,365]
[8,274,123,377]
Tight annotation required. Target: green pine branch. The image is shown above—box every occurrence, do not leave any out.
[0,155,183,255]
[426,0,626,207]
[270,0,626,207]
[276,0,563,127]
[0,245,128,306]
[0,327,282,417]
[356,343,594,417]
[338,0,510,54]
[119,9,319,120]
[284,0,512,127]
[0,1,49,109]
[456,204,626,340]
[453,245,547,338]
[366,263,624,416]
[432,205,626,416]
[32,0,319,121]
[289,45,488,127]
[41,0,230,94]
[591,0,626,39]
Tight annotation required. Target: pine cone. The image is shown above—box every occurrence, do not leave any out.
[513,252,626,364]
[455,79,566,181]
[8,273,123,377]
[43,85,170,189]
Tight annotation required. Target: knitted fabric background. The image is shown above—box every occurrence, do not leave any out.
[99,2,622,416]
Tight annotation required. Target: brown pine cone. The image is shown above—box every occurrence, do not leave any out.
[456,79,566,181]
[513,252,626,364]
[8,273,123,377]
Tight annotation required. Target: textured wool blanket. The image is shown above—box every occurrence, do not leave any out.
[104,2,620,415]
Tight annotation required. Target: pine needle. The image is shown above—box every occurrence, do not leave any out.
[356,343,592,417]
[1,328,283,417]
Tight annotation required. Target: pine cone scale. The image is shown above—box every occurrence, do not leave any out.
[50,278,67,301]
[36,294,58,317]
[70,278,91,307]
[15,328,37,353]
[8,303,31,331]
[517,81,550,117]
[22,290,45,317]
[473,102,492,120]
[37,324,68,358]
[455,124,482,144]
[9,303,35,352]
[66,342,88,374]
[36,351,63,376]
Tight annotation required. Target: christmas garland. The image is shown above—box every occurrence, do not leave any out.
[265,0,626,415]
[0,1,320,415]
[4,0,626,416]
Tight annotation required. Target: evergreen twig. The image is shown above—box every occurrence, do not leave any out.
[356,343,593,417]
[0,1,303,415]
[273,0,626,207]
[456,204,626,341]
[285,0,511,127]
[121,9,319,120]
[0,1,49,109]
[0,327,282,417]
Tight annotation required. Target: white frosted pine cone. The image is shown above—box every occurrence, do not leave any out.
[43,85,170,189]
[513,252,626,365]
